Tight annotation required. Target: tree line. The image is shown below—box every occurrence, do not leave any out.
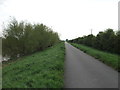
[68,29,120,55]
[2,19,60,60]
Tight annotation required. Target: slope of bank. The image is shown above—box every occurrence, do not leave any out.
[70,43,119,71]
[3,42,65,88]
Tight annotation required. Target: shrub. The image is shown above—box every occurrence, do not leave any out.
[2,18,60,60]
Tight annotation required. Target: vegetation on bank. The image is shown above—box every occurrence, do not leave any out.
[2,18,60,60]
[69,29,120,55]
[0,37,1,57]
[70,43,119,71]
[3,42,65,88]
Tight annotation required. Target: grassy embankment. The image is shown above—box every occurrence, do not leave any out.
[3,42,65,88]
[70,43,119,71]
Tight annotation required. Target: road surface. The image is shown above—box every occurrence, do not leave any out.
[64,42,118,88]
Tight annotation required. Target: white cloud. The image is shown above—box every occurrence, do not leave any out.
[0,0,119,40]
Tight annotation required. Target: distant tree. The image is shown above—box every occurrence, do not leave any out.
[115,30,120,54]
[66,39,68,42]
[68,28,119,54]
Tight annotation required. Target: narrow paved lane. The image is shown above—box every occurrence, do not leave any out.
[64,42,118,88]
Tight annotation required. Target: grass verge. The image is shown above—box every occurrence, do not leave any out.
[70,43,119,71]
[2,42,65,88]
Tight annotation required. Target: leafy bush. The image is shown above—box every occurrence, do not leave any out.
[69,29,120,55]
[2,18,60,60]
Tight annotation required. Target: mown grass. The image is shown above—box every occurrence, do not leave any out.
[2,42,65,88]
[70,43,119,71]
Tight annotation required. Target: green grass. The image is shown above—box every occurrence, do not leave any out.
[0,38,1,55]
[2,42,65,88]
[70,43,119,71]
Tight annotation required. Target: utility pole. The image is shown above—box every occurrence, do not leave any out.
[91,29,92,35]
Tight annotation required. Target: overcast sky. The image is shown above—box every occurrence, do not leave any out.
[0,0,119,40]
